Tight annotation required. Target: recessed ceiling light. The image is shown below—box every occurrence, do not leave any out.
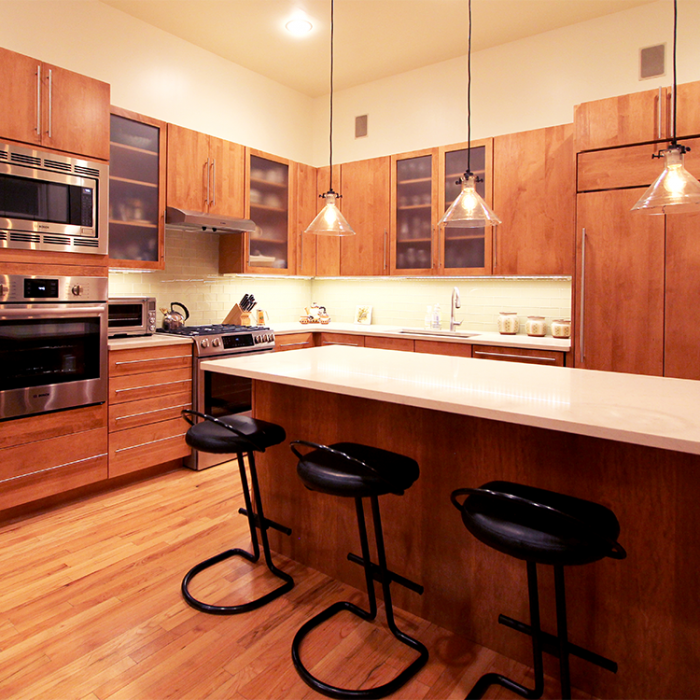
[285,18,313,36]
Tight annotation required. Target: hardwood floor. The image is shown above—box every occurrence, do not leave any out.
[0,463,589,699]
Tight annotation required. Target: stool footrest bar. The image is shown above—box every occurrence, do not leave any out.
[347,552,424,595]
[238,507,292,536]
[498,614,618,673]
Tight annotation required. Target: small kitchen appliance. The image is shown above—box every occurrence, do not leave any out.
[108,296,156,337]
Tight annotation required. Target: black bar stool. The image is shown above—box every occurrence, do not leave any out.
[289,440,429,699]
[451,481,626,700]
[181,409,294,615]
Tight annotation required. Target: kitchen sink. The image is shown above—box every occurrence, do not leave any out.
[399,328,479,338]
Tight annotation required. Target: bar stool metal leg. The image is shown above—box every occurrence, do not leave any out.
[182,450,294,615]
[554,565,572,700]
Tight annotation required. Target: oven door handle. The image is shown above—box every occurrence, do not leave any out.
[0,305,106,319]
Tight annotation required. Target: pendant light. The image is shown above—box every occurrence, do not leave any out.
[305,0,355,236]
[439,0,500,228]
[632,0,700,214]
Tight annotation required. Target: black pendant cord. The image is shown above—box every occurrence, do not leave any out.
[672,0,678,146]
[466,0,472,178]
[328,0,335,195]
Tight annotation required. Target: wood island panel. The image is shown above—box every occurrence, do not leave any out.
[253,380,700,700]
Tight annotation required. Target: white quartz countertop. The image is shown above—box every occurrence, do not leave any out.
[269,321,571,351]
[108,334,193,350]
[201,344,700,456]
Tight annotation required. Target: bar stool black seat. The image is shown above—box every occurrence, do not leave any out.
[290,440,429,699]
[451,481,626,700]
[181,409,294,615]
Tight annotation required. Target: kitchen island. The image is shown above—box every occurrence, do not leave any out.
[202,345,700,699]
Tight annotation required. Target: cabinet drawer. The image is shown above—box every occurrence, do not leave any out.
[275,332,315,352]
[109,368,192,404]
[109,345,192,377]
[109,389,192,432]
[414,340,472,357]
[319,333,365,347]
[365,336,414,351]
[109,417,190,478]
[472,345,565,366]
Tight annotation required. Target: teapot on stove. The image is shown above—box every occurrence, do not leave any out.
[160,302,190,331]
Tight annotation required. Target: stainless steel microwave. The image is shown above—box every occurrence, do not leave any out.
[0,140,108,255]
[108,296,157,337]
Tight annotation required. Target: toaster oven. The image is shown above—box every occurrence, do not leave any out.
[108,296,156,337]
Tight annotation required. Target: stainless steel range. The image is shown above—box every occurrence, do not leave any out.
[157,324,275,470]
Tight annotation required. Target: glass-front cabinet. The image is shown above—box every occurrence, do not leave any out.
[108,109,166,269]
[390,149,438,274]
[438,138,494,275]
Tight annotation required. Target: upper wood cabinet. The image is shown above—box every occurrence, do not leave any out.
[493,124,574,276]
[166,123,245,218]
[0,47,110,161]
[109,108,166,270]
[574,87,668,152]
[296,161,320,276]
[673,80,700,140]
[437,139,494,275]
[390,148,439,274]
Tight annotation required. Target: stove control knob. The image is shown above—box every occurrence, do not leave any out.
[200,338,209,349]
[253,335,260,344]
[71,285,83,296]
[212,338,221,347]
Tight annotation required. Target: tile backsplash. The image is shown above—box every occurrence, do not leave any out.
[109,229,571,332]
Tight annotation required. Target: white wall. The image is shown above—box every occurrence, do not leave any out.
[326,0,700,163]
[0,0,315,163]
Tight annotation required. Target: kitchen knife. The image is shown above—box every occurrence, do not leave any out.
[240,294,250,310]
[248,295,256,310]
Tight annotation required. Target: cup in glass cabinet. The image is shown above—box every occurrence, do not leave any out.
[526,316,546,337]
[498,312,519,335]
[551,319,571,338]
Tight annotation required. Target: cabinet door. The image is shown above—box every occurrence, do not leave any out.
[493,125,574,275]
[208,136,245,218]
[314,164,342,276]
[390,149,438,274]
[438,139,493,275]
[673,80,700,140]
[665,211,700,379]
[0,47,42,146]
[574,88,666,152]
[109,108,166,269]
[575,189,664,375]
[295,161,320,275]
[340,157,391,276]
[42,63,110,161]
[472,345,565,366]
[167,124,210,212]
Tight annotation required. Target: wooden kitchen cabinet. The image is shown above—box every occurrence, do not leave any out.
[0,404,108,511]
[274,332,315,352]
[472,344,565,366]
[437,139,494,275]
[167,123,245,218]
[575,188,665,375]
[674,79,700,139]
[108,344,192,477]
[364,336,414,351]
[109,108,166,269]
[318,333,365,347]
[414,340,472,357]
[296,161,320,276]
[390,148,438,274]
[0,47,110,160]
[493,125,574,276]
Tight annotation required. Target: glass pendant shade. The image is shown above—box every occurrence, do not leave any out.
[305,191,355,235]
[631,146,700,214]
[439,174,502,228]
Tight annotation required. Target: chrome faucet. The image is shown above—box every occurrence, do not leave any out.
[450,287,462,332]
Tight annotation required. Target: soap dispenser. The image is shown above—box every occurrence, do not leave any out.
[432,303,441,330]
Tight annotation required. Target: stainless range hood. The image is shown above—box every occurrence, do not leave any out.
[165,206,256,233]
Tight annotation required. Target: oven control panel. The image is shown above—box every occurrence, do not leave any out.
[0,274,108,303]
[195,328,275,357]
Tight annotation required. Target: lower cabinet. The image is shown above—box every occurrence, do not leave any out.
[472,345,566,366]
[364,336,414,351]
[108,344,192,478]
[319,333,365,347]
[274,332,316,352]
[0,404,108,511]
[414,339,472,357]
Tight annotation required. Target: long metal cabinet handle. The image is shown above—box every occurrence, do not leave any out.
[114,356,189,365]
[115,432,186,454]
[658,86,663,139]
[211,159,216,206]
[300,232,304,272]
[383,229,388,271]
[47,69,53,138]
[36,65,41,135]
[473,350,558,364]
[580,228,586,362]
[205,157,210,210]
[494,225,498,269]
[278,341,311,348]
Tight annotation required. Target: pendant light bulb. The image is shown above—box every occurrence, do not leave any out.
[439,174,502,228]
[305,191,355,235]
[631,146,700,214]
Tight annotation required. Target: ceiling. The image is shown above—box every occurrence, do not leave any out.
[99,0,656,97]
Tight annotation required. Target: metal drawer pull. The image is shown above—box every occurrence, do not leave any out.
[114,356,189,365]
[115,433,187,454]
[279,341,311,348]
[327,342,361,347]
[114,403,190,421]
[474,350,557,363]
[1,453,108,484]
[114,379,192,393]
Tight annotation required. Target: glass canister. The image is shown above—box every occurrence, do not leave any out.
[498,312,519,335]
[526,316,546,337]
[551,319,571,339]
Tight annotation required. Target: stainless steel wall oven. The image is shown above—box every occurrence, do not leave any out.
[0,274,108,420]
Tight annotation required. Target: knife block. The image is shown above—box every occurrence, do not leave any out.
[223,304,253,326]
